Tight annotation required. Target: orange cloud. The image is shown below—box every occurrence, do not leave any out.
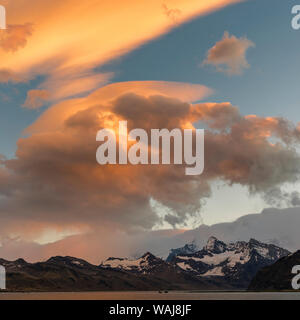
[0,23,33,52]
[0,82,300,247]
[162,4,182,25]
[42,70,114,101]
[26,81,213,134]
[0,68,29,83]
[23,89,50,109]
[1,0,243,101]
[203,31,254,75]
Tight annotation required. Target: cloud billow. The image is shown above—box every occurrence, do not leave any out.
[0,23,33,52]
[23,90,50,110]
[0,82,300,243]
[203,31,255,75]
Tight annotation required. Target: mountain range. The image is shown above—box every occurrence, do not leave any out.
[0,237,291,292]
[166,237,290,288]
[0,253,227,292]
[100,237,289,289]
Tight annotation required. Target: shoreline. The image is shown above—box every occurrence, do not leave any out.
[1,291,300,300]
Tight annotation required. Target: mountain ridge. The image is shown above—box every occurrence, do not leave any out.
[0,237,291,292]
[166,236,290,288]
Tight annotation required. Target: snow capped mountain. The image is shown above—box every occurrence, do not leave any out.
[100,236,290,289]
[0,254,222,291]
[100,252,169,274]
[166,240,200,262]
[203,236,227,253]
[0,237,291,291]
[169,236,290,288]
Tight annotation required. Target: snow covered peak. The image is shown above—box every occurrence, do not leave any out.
[205,236,218,249]
[204,236,227,253]
[170,237,290,287]
[100,252,166,273]
[141,252,156,260]
[166,241,199,262]
[247,238,289,260]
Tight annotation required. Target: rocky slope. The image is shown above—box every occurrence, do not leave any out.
[0,254,224,292]
[248,250,300,291]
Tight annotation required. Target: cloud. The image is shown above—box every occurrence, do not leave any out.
[23,90,50,109]
[167,207,300,254]
[0,68,29,83]
[203,31,254,75]
[0,0,242,96]
[26,81,213,134]
[0,228,142,263]
[41,70,114,101]
[262,188,300,208]
[162,4,182,24]
[1,207,300,263]
[0,23,33,52]
[0,81,300,251]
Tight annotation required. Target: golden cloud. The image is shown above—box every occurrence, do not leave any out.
[0,82,299,245]
[23,89,50,109]
[0,23,33,52]
[1,0,243,101]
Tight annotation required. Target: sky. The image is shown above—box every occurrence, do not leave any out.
[0,0,300,261]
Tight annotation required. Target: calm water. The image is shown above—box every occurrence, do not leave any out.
[0,291,300,300]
